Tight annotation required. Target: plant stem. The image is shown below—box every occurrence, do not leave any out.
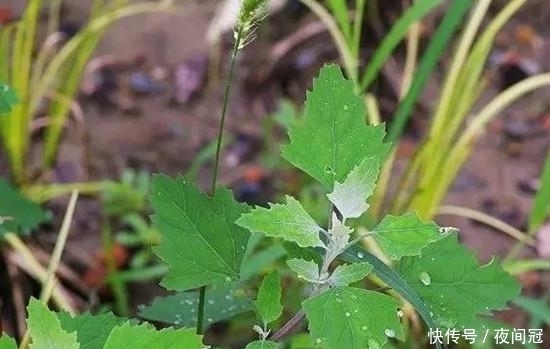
[197,26,244,336]
[19,191,79,349]
[270,309,306,341]
[39,190,79,303]
[209,28,243,194]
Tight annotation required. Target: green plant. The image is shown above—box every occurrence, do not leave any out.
[0,0,176,185]
[1,64,526,349]
[139,65,519,349]
[297,0,550,276]
[0,2,536,348]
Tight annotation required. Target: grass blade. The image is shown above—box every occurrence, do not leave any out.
[529,151,550,232]
[359,0,443,92]
[386,0,474,143]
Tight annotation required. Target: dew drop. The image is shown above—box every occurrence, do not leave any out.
[335,298,342,303]
[207,318,213,322]
[357,252,364,259]
[207,300,215,305]
[345,312,351,317]
[225,276,232,282]
[316,338,323,344]
[361,325,368,331]
[367,339,381,349]
[439,226,459,236]
[343,105,349,111]
[418,271,432,286]
[384,328,396,338]
[396,309,404,318]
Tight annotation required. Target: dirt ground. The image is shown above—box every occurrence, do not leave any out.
[4,0,550,333]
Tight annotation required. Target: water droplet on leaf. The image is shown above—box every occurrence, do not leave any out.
[345,312,351,317]
[368,339,381,349]
[418,271,431,286]
[343,104,349,111]
[357,252,364,259]
[384,328,396,338]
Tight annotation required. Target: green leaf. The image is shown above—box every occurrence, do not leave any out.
[514,296,550,325]
[0,180,49,236]
[27,299,79,349]
[387,0,474,142]
[529,151,550,231]
[0,84,18,114]
[245,340,279,349]
[57,311,128,349]
[150,175,249,291]
[328,217,353,252]
[281,64,391,190]
[340,245,442,349]
[286,258,320,283]
[328,263,372,287]
[326,0,351,42]
[139,282,252,328]
[370,213,442,260]
[359,0,443,91]
[0,334,17,349]
[303,287,403,349]
[327,157,380,219]
[102,322,203,349]
[255,270,283,324]
[283,241,323,265]
[240,243,287,281]
[398,234,521,330]
[236,196,323,248]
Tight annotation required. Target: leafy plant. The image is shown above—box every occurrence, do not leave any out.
[0,63,525,349]
[143,65,520,348]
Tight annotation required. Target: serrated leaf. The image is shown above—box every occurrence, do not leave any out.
[328,216,353,251]
[245,340,278,349]
[236,196,323,248]
[303,287,403,349]
[341,245,441,349]
[370,213,442,260]
[281,64,391,190]
[102,322,203,349]
[150,175,249,291]
[398,234,521,330]
[139,282,252,328]
[0,334,17,349]
[329,263,372,287]
[0,180,49,236]
[327,157,380,219]
[283,241,323,265]
[255,271,283,324]
[286,258,320,283]
[27,299,79,349]
[57,311,129,349]
[0,85,17,114]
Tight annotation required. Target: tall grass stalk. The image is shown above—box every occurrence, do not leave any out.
[19,190,79,349]
[199,0,267,335]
